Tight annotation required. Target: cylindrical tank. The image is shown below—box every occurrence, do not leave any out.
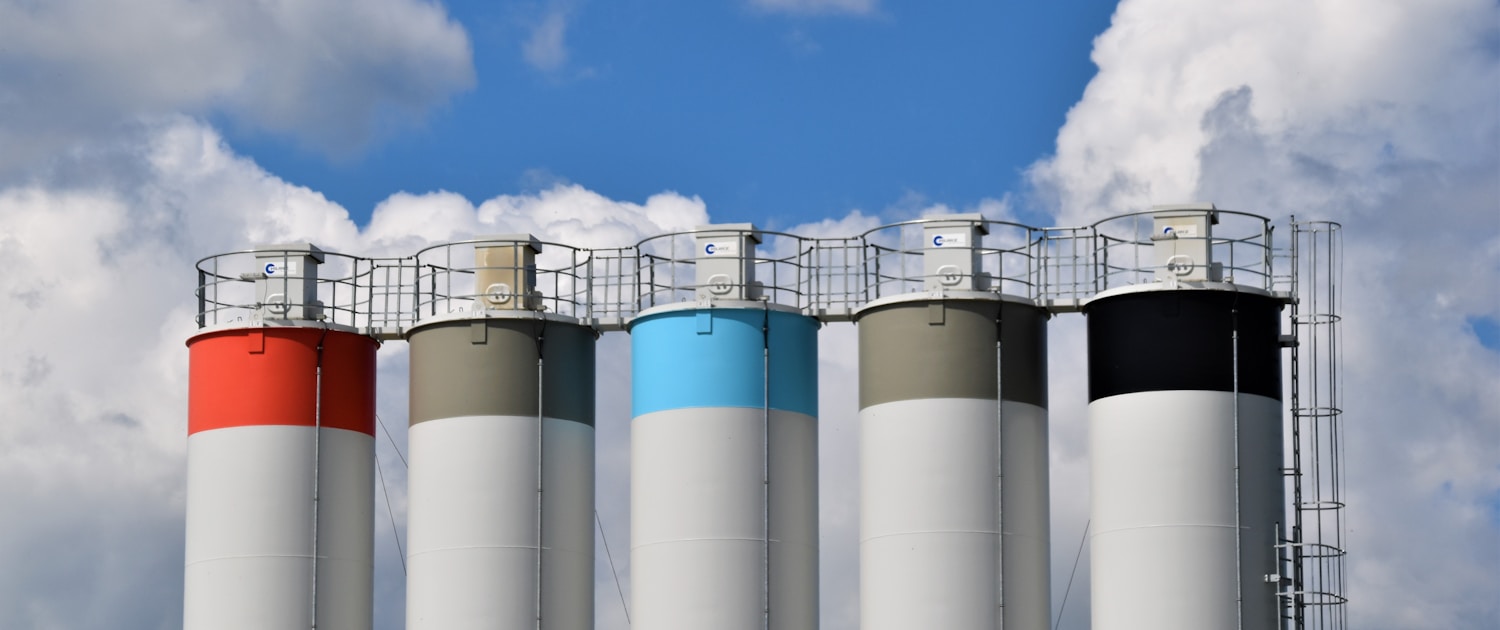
[1086,286,1285,630]
[184,325,377,630]
[404,313,596,629]
[629,304,819,630]
[856,295,1050,630]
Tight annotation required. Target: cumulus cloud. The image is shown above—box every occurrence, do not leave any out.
[0,118,710,630]
[3,2,1495,630]
[0,119,352,628]
[0,0,474,167]
[748,0,879,17]
[1028,0,1500,625]
[1031,0,1496,224]
[0,113,1014,629]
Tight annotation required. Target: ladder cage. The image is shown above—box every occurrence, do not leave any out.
[1280,219,1349,630]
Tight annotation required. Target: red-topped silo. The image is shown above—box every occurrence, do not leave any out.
[185,244,377,630]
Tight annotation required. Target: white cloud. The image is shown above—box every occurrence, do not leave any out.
[523,8,573,73]
[0,120,1024,629]
[475,184,708,248]
[0,0,474,167]
[2,2,1495,629]
[1028,0,1500,626]
[0,119,353,628]
[1031,0,1496,224]
[748,0,879,17]
[0,117,713,630]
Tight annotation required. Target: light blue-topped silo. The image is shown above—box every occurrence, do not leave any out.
[627,224,820,630]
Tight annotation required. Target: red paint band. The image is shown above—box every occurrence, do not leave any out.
[188,327,378,436]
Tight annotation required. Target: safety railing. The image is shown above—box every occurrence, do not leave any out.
[361,257,422,334]
[195,247,412,333]
[580,247,640,330]
[411,236,593,324]
[1091,209,1277,294]
[854,218,1040,305]
[624,228,815,314]
[194,208,1292,333]
[802,236,868,321]
[193,208,1344,627]
[1033,225,1094,310]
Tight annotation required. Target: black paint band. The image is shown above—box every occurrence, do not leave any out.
[1085,289,1283,402]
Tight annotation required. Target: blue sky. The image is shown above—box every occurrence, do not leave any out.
[225,0,1116,228]
[0,1,1495,629]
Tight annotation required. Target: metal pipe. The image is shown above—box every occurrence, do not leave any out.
[761,304,771,630]
[995,332,1005,622]
[535,321,546,630]
[1233,302,1244,630]
[310,326,325,630]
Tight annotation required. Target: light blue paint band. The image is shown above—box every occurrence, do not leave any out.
[630,308,819,417]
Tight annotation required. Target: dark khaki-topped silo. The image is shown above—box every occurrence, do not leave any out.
[855,216,1051,630]
[405,236,596,630]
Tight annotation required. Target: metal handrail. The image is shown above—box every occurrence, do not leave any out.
[408,236,595,323]
[195,248,381,330]
[854,218,1042,304]
[194,208,1291,332]
[190,208,1344,630]
[1089,209,1276,293]
[626,227,817,313]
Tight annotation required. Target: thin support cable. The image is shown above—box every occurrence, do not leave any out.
[596,510,631,624]
[373,449,407,575]
[1053,519,1090,630]
[376,413,408,468]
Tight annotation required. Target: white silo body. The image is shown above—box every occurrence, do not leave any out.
[1002,379,1052,630]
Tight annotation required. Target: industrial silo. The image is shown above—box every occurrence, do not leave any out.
[185,244,377,630]
[628,225,820,630]
[1085,206,1286,629]
[855,216,1051,630]
[404,236,596,629]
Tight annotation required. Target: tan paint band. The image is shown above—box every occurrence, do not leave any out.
[857,300,1047,409]
[408,319,596,425]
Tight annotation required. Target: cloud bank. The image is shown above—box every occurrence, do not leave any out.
[0,0,474,166]
[1028,0,1500,626]
[0,1,1495,629]
[0,118,713,629]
